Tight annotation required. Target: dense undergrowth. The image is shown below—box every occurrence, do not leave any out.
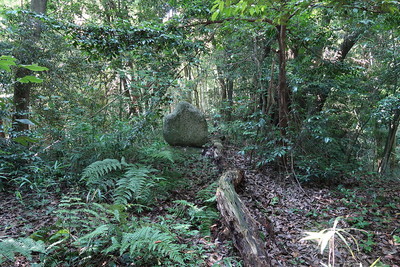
[1,116,400,266]
[0,118,238,266]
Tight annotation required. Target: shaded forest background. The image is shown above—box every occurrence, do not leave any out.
[0,0,399,266]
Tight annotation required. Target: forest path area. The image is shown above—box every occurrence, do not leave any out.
[0,143,399,266]
[217,143,400,266]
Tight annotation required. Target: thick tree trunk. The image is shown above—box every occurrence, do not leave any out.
[276,24,290,168]
[277,24,289,134]
[13,68,31,132]
[13,0,47,132]
[216,170,270,267]
[31,0,47,13]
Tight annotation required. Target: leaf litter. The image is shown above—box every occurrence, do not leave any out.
[0,143,399,266]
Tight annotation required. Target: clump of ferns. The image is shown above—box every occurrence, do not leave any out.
[46,197,187,266]
[81,157,165,207]
[170,199,219,236]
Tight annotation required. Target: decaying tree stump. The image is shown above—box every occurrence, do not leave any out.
[216,170,270,267]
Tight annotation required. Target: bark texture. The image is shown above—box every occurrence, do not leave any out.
[216,170,270,267]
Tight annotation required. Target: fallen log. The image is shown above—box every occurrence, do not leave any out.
[216,170,270,267]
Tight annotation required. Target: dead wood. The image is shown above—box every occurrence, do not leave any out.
[216,170,270,267]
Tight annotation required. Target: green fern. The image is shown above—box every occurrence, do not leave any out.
[118,226,184,264]
[81,158,123,181]
[74,224,185,264]
[81,158,162,205]
[74,224,111,252]
[0,238,46,264]
[140,142,177,164]
[114,165,157,205]
[172,200,219,235]
[148,150,175,163]
[55,197,117,233]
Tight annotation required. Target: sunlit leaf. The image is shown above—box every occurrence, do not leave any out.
[17,76,44,83]
[21,64,49,71]
[0,56,17,72]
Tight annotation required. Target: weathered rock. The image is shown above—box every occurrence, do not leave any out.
[163,101,208,147]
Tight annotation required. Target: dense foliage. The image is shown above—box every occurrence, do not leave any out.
[0,0,399,266]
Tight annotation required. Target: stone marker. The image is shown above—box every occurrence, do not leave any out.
[163,101,208,147]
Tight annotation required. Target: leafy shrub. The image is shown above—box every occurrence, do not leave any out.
[0,137,60,192]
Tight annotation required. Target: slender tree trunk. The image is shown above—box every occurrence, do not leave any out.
[184,65,193,103]
[226,79,233,121]
[378,110,400,174]
[252,38,270,114]
[266,58,276,115]
[217,66,233,120]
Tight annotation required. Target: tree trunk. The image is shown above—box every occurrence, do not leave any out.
[277,24,289,134]
[31,0,47,13]
[337,29,364,62]
[13,68,32,132]
[313,29,364,114]
[275,24,290,168]
[13,0,47,132]
[216,170,271,267]
[226,79,233,121]
[266,58,276,115]
[378,109,400,174]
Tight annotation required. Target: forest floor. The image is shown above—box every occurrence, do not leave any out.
[0,143,399,267]
[217,144,400,267]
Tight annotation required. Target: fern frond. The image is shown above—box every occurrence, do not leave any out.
[172,199,204,218]
[149,150,175,163]
[75,225,109,246]
[102,236,120,254]
[113,165,155,205]
[119,226,184,264]
[81,158,122,181]
[172,200,219,235]
[0,238,46,263]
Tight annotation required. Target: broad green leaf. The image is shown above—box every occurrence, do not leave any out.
[21,64,49,71]
[211,9,220,20]
[0,56,17,72]
[0,55,17,61]
[17,76,44,83]
[219,0,224,12]
[13,136,39,146]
